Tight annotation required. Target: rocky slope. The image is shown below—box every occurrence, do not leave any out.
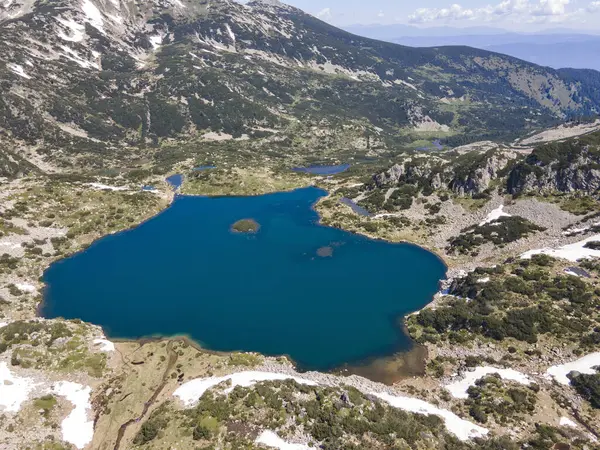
[2,0,600,173]
[508,132,600,194]
[372,148,518,197]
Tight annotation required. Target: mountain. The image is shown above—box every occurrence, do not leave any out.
[2,0,600,175]
[342,23,509,40]
[344,26,600,71]
[485,39,600,71]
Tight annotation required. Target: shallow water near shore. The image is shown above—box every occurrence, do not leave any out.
[41,187,446,372]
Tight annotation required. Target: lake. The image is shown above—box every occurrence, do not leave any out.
[292,164,350,175]
[41,187,446,371]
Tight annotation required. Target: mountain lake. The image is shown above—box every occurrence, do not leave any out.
[41,187,446,371]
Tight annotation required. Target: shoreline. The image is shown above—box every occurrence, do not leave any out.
[34,179,451,385]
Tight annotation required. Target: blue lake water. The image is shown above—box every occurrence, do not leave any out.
[166,174,183,190]
[41,187,446,371]
[340,197,372,217]
[292,164,350,175]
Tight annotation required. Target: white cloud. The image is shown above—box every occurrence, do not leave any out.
[409,4,475,23]
[588,0,600,11]
[408,0,585,24]
[377,10,385,18]
[532,0,569,16]
[316,7,332,20]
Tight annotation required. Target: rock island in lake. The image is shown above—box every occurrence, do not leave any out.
[231,218,260,233]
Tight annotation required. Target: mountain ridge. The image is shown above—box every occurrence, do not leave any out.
[2,0,600,175]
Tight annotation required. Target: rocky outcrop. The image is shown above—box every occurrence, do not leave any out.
[449,151,517,196]
[373,150,518,197]
[508,138,600,194]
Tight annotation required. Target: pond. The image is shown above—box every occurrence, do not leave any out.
[41,187,446,372]
[166,174,183,190]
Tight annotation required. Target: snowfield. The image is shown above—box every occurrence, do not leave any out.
[372,392,489,441]
[87,183,129,191]
[559,417,578,428]
[93,338,115,352]
[545,352,600,385]
[255,430,310,450]
[174,371,317,407]
[445,366,532,399]
[15,282,36,293]
[521,234,600,261]
[0,362,39,413]
[479,205,511,226]
[53,381,94,449]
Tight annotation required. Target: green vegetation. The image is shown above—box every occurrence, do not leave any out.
[178,380,462,449]
[227,353,262,367]
[409,256,600,347]
[464,374,538,425]
[34,395,57,419]
[0,320,106,376]
[447,217,546,255]
[231,219,260,234]
[133,403,171,445]
[568,368,600,409]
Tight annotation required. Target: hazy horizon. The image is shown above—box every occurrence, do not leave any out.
[266,0,600,34]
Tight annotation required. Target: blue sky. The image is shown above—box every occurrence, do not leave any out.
[279,0,600,31]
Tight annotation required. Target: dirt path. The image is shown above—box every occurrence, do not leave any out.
[112,340,179,450]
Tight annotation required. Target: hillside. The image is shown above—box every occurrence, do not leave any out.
[2,0,600,174]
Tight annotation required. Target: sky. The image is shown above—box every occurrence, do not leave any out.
[278,0,600,32]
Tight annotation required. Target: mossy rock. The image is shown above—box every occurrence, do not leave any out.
[231,219,260,233]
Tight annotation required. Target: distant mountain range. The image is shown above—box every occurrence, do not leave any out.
[343,25,600,71]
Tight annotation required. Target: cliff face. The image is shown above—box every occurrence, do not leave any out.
[508,134,600,195]
[373,149,518,196]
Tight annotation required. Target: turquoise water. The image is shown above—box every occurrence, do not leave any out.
[41,187,446,371]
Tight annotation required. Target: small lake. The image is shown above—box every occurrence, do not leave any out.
[41,187,446,371]
[292,164,350,175]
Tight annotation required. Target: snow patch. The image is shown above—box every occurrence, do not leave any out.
[255,430,310,450]
[81,0,103,32]
[545,352,600,385]
[0,322,7,328]
[93,338,115,352]
[173,371,317,407]
[521,234,600,262]
[56,17,85,42]
[53,381,94,449]
[372,392,488,441]
[203,131,233,141]
[477,277,490,283]
[225,23,236,44]
[8,64,31,79]
[60,45,99,69]
[0,241,23,249]
[559,417,578,428]
[445,366,532,399]
[87,183,129,191]
[16,283,36,293]
[393,79,418,91]
[0,362,39,413]
[149,34,163,51]
[479,205,511,226]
